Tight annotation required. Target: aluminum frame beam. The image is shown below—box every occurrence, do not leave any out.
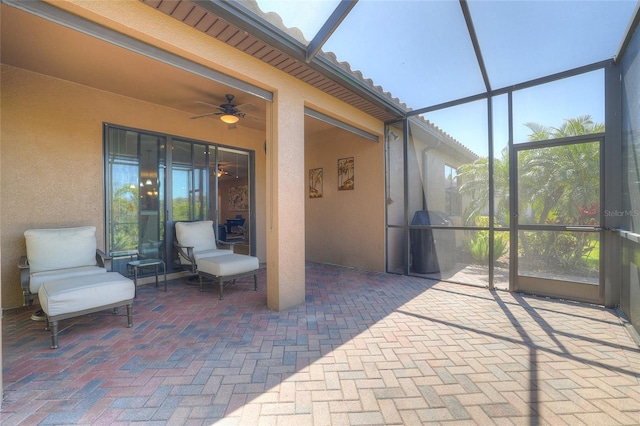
[306,0,358,63]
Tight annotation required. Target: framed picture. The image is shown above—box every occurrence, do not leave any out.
[338,157,354,190]
[309,168,323,198]
[229,185,248,211]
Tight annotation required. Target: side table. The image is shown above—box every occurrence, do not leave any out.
[127,258,167,297]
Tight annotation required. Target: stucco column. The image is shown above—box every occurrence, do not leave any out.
[265,89,306,311]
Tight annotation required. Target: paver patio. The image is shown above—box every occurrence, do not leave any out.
[2,262,639,425]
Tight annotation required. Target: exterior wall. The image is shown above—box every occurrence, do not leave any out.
[305,127,385,272]
[0,0,385,308]
[0,65,266,308]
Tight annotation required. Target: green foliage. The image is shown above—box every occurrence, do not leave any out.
[520,230,598,270]
[467,217,509,262]
[111,184,139,251]
[458,116,603,272]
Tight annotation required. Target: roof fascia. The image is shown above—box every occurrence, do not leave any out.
[195,0,406,120]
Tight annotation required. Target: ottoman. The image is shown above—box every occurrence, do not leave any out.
[38,272,135,348]
[197,254,259,299]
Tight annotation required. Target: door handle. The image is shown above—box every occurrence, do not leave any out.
[566,226,600,231]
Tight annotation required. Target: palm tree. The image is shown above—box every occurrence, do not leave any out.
[458,115,603,269]
[457,146,510,227]
[111,183,139,251]
[519,115,602,226]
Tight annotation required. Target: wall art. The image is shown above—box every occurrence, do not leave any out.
[338,157,354,191]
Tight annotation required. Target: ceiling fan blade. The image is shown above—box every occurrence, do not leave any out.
[235,102,256,111]
[195,100,222,109]
[190,112,222,119]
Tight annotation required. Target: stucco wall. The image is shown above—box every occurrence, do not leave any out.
[0,65,267,308]
[1,0,386,310]
[305,127,385,272]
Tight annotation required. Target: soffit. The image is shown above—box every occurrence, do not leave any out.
[0,2,270,131]
[139,0,404,123]
[0,2,344,137]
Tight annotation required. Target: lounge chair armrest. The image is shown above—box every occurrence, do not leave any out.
[96,249,112,271]
[18,256,33,305]
[18,255,29,270]
[173,241,195,262]
[18,255,30,285]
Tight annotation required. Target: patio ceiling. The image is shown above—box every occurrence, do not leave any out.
[0,2,265,131]
[0,1,340,137]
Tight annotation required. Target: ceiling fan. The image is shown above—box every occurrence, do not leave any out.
[190,94,247,124]
[217,166,232,177]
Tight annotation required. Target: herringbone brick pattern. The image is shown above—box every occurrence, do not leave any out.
[2,262,639,425]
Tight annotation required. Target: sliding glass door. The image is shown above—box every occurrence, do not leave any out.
[105,124,254,273]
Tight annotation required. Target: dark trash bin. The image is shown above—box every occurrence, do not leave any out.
[410,210,454,274]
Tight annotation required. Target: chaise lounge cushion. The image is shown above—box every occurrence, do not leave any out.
[38,272,134,318]
[197,254,259,277]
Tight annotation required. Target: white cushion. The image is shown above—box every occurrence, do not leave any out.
[38,272,134,317]
[177,248,232,266]
[25,226,98,273]
[30,265,107,294]
[194,249,233,262]
[198,254,259,277]
[175,221,217,252]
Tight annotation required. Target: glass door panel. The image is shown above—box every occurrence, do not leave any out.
[216,147,251,254]
[105,126,166,273]
[139,135,165,259]
[171,140,209,222]
[106,128,139,256]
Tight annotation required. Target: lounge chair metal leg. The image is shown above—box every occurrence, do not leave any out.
[254,274,257,291]
[219,278,224,300]
[50,320,59,349]
[126,303,133,328]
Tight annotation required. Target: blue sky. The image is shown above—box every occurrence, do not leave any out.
[255,0,635,156]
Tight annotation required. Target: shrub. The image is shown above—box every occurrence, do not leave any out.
[467,216,508,261]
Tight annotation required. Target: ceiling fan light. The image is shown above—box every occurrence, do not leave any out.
[220,114,239,124]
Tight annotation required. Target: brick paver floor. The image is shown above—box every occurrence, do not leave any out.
[2,262,639,425]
